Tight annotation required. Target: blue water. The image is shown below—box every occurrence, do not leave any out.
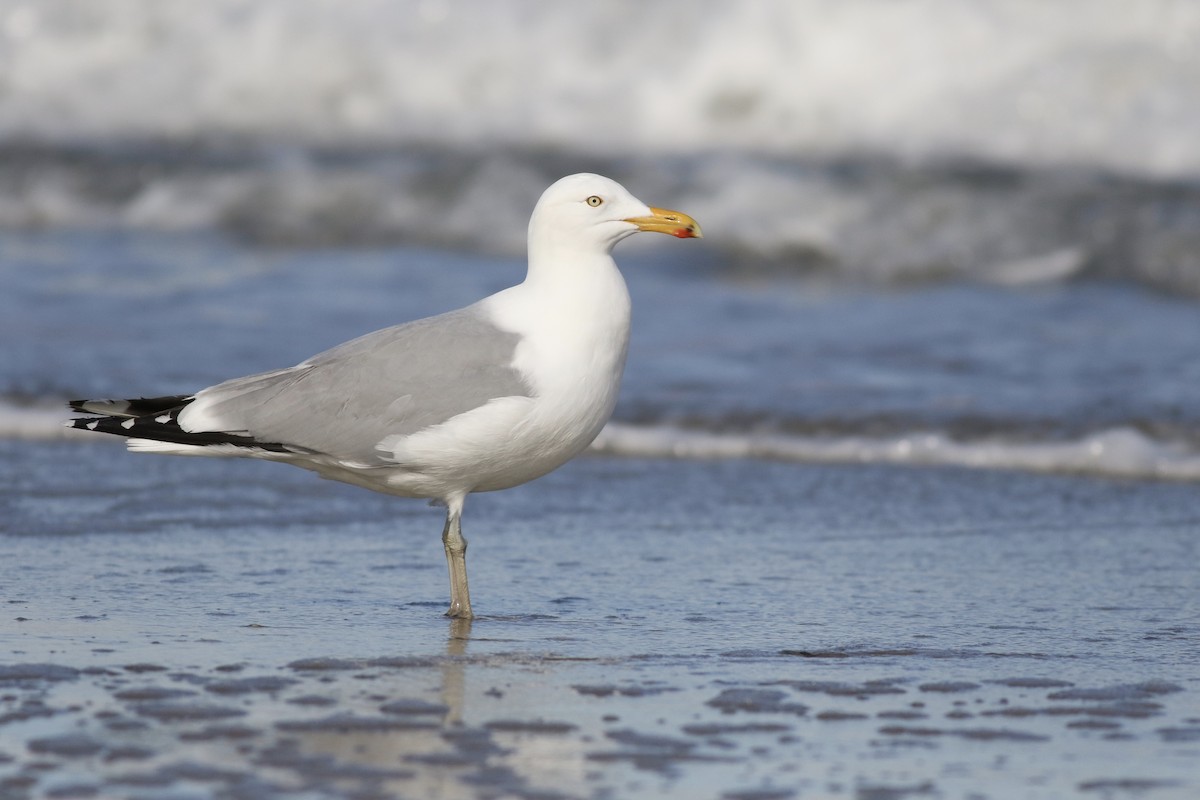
[3,439,1199,798]
[2,211,1200,800]
[6,229,1200,454]
[2,4,1199,795]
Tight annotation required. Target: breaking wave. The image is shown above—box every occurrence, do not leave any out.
[0,1,1198,294]
[592,423,1200,482]
[14,399,1200,483]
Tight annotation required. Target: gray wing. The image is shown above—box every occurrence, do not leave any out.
[181,304,531,464]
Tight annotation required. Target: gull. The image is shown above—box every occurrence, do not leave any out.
[68,173,702,618]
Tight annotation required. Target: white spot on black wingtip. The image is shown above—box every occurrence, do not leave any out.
[87,420,99,431]
[121,419,135,430]
[155,414,172,423]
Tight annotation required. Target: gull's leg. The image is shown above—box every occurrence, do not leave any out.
[442,495,473,619]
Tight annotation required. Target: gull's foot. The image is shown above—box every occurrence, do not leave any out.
[444,604,474,620]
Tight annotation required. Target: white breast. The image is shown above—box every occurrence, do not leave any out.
[377,253,632,498]
[479,254,632,481]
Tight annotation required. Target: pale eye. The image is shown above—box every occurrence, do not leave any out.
[586,195,603,207]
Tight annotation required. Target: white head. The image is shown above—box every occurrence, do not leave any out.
[527,173,701,267]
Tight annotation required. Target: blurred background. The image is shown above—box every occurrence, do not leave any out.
[5,7,1200,796]
[3,0,1200,479]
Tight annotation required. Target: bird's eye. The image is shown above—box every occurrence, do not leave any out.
[586,195,603,207]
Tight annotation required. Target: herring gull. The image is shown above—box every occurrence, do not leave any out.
[67,173,702,619]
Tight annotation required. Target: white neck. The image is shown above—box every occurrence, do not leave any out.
[519,246,631,339]
[486,235,633,402]
[525,211,638,282]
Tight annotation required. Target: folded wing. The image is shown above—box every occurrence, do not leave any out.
[70,305,532,465]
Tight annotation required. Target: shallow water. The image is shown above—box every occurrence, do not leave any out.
[3,165,1200,800]
[3,443,1199,798]
[2,231,1198,797]
[3,6,1200,797]
[7,231,1200,480]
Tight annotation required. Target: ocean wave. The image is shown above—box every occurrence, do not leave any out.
[3,1,1198,179]
[0,402,87,442]
[2,1,1199,294]
[591,424,1200,482]
[15,399,1200,482]
[1,146,1198,296]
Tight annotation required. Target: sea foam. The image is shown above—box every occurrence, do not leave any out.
[3,1,1197,178]
[22,399,1200,483]
[591,423,1200,482]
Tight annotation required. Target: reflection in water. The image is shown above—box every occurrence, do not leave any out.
[443,617,472,725]
[248,617,491,799]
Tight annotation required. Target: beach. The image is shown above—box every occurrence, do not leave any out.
[3,441,1199,798]
[4,3,1200,796]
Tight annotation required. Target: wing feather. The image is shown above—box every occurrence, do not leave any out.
[177,305,531,464]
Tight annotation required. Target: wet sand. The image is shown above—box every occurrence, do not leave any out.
[3,442,1199,798]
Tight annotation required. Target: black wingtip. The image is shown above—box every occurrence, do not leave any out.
[68,405,295,454]
[68,395,193,418]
